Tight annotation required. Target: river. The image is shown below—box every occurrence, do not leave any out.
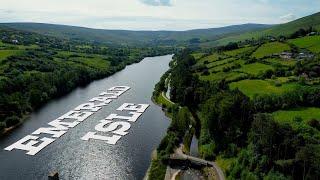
[0,55,172,179]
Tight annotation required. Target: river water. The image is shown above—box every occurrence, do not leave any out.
[0,55,172,180]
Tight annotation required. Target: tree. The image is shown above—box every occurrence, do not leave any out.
[295,144,320,180]
[0,122,6,132]
[249,114,277,163]
[5,116,20,127]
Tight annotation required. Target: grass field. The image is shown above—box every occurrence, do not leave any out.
[154,92,175,118]
[210,60,245,72]
[0,41,39,62]
[288,35,320,53]
[272,107,320,123]
[264,58,296,66]
[225,72,248,82]
[0,41,38,50]
[235,62,273,76]
[197,53,226,65]
[56,51,88,57]
[207,57,235,68]
[223,46,256,56]
[229,80,300,98]
[55,50,110,70]
[156,92,174,107]
[199,71,247,82]
[251,42,291,58]
[192,53,206,60]
[0,50,23,62]
[69,57,110,70]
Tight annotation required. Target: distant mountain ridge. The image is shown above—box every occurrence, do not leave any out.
[212,12,320,46]
[0,23,271,45]
[1,12,319,46]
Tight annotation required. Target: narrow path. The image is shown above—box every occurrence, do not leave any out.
[162,91,174,104]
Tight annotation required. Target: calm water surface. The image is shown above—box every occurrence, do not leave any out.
[0,55,172,180]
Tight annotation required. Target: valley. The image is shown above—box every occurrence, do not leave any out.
[0,8,319,180]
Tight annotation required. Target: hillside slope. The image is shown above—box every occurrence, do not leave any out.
[0,23,270,46]
[212,12,320,46]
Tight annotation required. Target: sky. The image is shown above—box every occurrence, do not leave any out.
[0,0,319,31]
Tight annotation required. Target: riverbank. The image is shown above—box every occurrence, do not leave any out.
[0,53,173,137]
[0,55,173,179]
[147,58,225,179]
[1,113,30,137]
[147,90,224,180]
[145,91,174,180]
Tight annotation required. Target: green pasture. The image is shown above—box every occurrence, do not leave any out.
[197,53,226,65]
[251,42,291,58]
[272,107,320,124]
[235,62,273,76]
[199,71,247,82]
[264,58,296,66]
[207,57,235,68]
[229,79,300,98]
[192,53,206,60]
[0,50,24,62]
[69,57,110,70]
[288,35,320,53]
[223,46,256,56]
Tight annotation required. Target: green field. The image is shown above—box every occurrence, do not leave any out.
[55,51,110,70]
[0,41,38,50]
[229,79,300,98]
[272,107,320,123]
[264,58,296,66]
[156,92,174,107]
[197,53,226,65]
[199,71,247,82]
[251,42,291,58]
[288,35,320,53]
[69,57,110,70]
[0,50,23,62]
[223,46,256,56]
[0,41,39,62]
[210,60,245,72]
[235,62,273,76]
[192,53,206,60]
[207,57,235,68]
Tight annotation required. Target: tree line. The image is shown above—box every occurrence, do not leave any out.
[155,49,320,179]
[0,28,174,133]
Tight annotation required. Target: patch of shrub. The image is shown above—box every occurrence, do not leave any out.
[5,115,20,127]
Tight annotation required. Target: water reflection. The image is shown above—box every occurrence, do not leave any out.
[0,55,172,179]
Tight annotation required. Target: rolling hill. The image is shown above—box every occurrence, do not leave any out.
[1,12,319,47]
[211,12,320,46]
[0,23,270,46]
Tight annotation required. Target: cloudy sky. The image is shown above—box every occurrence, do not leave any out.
[0,0,319,30]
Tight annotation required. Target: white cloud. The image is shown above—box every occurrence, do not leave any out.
[280,13,296,22]
[140,0,172,6]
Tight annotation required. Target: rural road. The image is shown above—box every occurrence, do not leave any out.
[162,92,174,104]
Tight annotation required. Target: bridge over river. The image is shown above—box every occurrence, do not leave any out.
[167,145,225,180]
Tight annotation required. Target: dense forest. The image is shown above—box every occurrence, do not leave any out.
[150,26,320,179]
[0,26,174,134]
